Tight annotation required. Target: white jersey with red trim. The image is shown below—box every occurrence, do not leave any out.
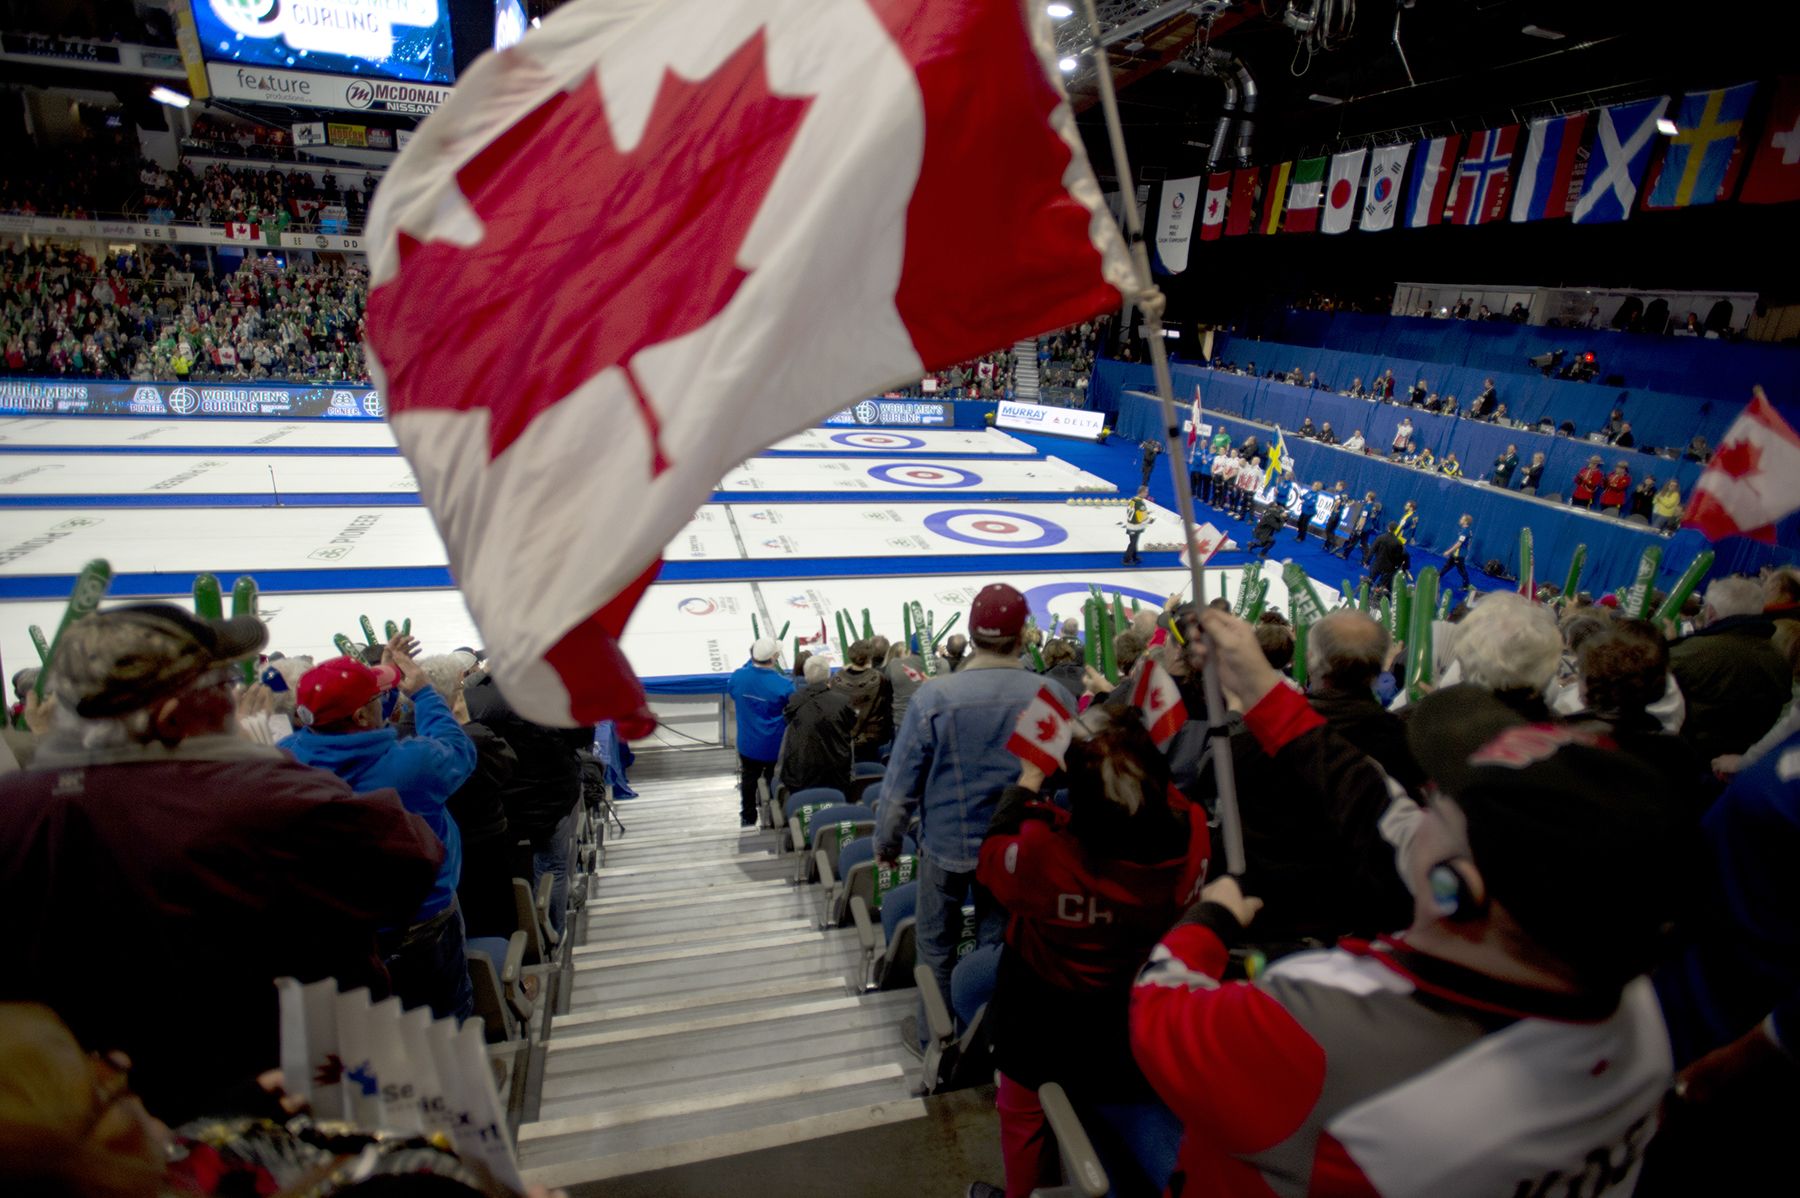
[1131,922,1672,1197]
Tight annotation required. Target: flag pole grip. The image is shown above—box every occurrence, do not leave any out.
[1080,0,1243,876]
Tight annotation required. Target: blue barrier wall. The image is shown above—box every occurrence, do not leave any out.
[1263,312,1800,409]
[0,379,383,418]
[1118,391,1797,593]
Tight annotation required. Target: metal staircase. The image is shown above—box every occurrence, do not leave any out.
[1012,338,1041,400]
[516,748,923,1190]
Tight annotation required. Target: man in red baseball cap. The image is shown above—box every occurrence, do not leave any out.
[876,583,1077,1054]
[282,634,477,1021]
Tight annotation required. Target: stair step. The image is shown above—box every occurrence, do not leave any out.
[520,1097,928,1188]
[585,878,790,913]
[572,928,828,971]
[549,995,864,1054]
[536,1039,910,1118]
[574,916,815,956]
[551,974,849,1032]
[585,892,816,939]
[565,945,858,1009]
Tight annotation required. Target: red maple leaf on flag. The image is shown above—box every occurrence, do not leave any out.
[1036,717,1059,742]
[367,32,812,471]
[1712,438,1762,480]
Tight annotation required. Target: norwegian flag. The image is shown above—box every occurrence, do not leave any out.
[1450,126,1519,225]
[1006,685,1074,774]
[1130,659,1186,749]
[1682,389,1800,543]
[364,1,1132,730]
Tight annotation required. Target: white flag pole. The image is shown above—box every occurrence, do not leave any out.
[1079,0,1245,876]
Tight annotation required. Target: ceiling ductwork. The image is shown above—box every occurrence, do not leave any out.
[1200,49,1257,169]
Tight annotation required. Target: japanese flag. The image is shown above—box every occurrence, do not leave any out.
[363,0,1133,731]
[1130,659,1186,749]
[1683,390,1800,543]
[1006,685,1074,774]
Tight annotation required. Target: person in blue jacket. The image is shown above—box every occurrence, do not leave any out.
[1294,482,1322,542]
[1443,513,1475,589]
[283,635,478,1020]
[727,637,796,826]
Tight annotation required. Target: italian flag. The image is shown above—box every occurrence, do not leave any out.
[1283,157,1327,233]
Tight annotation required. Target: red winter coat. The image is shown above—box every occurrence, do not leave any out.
[1572,466,1604,502]
[1601,467,1631,508]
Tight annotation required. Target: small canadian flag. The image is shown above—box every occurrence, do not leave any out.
[1131,660,1187,748]
[1006,685,1074,774]
[1181,521,1226,567]
[224,222,260,242]
[1683,388,1800,543]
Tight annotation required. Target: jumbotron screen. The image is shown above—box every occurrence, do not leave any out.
[192,0,457,84]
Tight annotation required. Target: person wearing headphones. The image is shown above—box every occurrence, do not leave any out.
[1132,609,1688,1198]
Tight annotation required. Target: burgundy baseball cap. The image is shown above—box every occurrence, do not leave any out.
[969,583,1028,639]
[295,655,399,727]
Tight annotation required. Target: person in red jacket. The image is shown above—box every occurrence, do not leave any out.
[972,706,1210,1198]
[1130,609,1690,1198]
[1571,455,1605,508]
[1600,460,1633,512]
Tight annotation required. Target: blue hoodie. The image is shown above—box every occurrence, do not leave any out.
[281,686,476,919]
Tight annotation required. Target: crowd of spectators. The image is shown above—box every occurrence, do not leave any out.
[139,159,379,234]
[730,562,1798,1196]
[0,241,371,382]
[1,605,597,1195]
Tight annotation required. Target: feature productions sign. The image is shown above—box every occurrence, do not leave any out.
[206,64,454,114]
[994,401,1105,439]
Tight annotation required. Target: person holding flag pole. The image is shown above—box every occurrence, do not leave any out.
[1078,0,1244,876]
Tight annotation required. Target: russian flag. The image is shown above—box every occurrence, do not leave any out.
[1403,134,1460,228]
[1510,112,1589,222]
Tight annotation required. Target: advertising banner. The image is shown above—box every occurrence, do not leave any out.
[206,63,453,115]
[0,381,384,419]
[994,401,1105,439]
[821,400,949,427]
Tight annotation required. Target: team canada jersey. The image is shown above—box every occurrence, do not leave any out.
[1131,922,1673,1197]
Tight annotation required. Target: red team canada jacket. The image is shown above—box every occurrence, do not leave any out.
[1129,686,1674,1197]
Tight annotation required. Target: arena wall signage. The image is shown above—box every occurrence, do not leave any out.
[0,214,364,255]
[205,64,454,115]
[994,400,1105,439]
[0,381,384,419]
[822,400,949,427]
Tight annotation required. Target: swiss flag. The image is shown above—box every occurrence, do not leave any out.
[1739,75,1800,205]
[1198,171,1228,241]
[1682,389,1800,543]
[1129,660,1186,749]
[363,1,1131,729]
[224,222,260,241]
[1006,685,1074,775]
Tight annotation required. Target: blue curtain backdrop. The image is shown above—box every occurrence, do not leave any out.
[1117,392,1797,592]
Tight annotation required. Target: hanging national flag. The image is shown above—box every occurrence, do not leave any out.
[1573,96,1669,223]
[1155,175,1202,272]
[1006,685,1074,773]
[1187,385,1203,449]
[363,0,1131,729]
[1740,76,1800,204]
[1403,134,1461,228]
[1283,156,1327,233]
[1260,161,1292,234]
[1321,148,1366,235]
[1199,171,1229,241]
[1129,659,1186,749]
[1360,143,1410,231]
[224,222,261,241]
[1450,125,1519,225]
[1644,83,1756,209]
[1225,167,1258,235]
[1682,389,1800,544]
[1510,112,1589,222]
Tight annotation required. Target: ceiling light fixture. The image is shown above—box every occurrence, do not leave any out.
[1520,25,1565,40]
[1058,55,1079,72]
[1656,117,1678,136]
[150,86,190,108]
[1308,93,1344,105]
[1047,3,1074,18]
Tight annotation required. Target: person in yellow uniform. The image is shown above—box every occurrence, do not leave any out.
[1122,487,1152,566]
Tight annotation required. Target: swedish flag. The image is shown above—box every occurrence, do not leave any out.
[1261,426,1290,489]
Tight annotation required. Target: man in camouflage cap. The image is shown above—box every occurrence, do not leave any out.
[0,603,445,1121]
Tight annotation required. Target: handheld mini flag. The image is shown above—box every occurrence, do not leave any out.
[364,0,1132,729]
[1130,659,1186,749]
[1006,685,1074,774]
[1682,390,1800,543]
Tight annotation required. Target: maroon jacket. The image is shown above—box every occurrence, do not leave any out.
[0,738,443,1121]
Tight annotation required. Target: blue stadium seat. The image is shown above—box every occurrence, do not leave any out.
[951,943,1001,1029]
[852,760,887,779]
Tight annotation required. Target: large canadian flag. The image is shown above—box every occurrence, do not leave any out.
[1682,390,1800,543]
[364,0,1132,729]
